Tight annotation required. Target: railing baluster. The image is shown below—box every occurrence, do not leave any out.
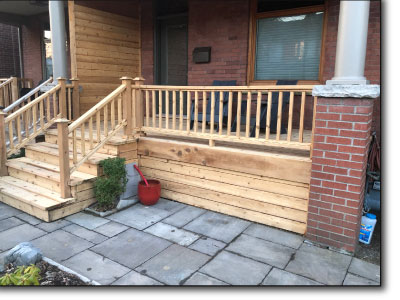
[16,115,21,143]
[166,90,169,129]
[40,100,44,130]
[299,92,306,143]
[187,91,191,133]
[81,123,86,156]
[227,91,233,136]
[179,91,183,131]
[276,91,283,141]
[236,92,242,137]
[8,122,14,149]
[172,90,177,130]
[287,92,294,142]
[68,87,72,119]
[202,91,207,133]
[152,90,156,128]
[89,116,93,150]
[266,91,272,140]
[111,98,115,130]
[310,96,318,157]
[219,91,223,135]
[32,103,37,133]
[158,90,162,129]
[194,91,199,133]
[24,110,29,139]
[210,91,215,136]
[245,92,251,138]
[73,130,77,164]
[46,96,51,122]
[255,91,262,139]
[104,104,108,137]
[145,90,149,127]
[53,91,58,116]
[118,95,122,124]
[96,110,101,141]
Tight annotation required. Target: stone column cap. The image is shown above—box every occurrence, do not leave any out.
[312,84,380,98]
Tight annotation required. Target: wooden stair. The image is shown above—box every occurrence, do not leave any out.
[0,137,118,222]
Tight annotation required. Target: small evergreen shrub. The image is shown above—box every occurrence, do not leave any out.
[0,264,41,286]
[94,157,127,210]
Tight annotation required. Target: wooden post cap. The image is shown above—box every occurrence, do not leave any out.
[55,118,70,123]
[133,76,145,82]
[120,76,134,81]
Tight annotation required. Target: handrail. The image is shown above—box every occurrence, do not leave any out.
[3,77,53,113]
[141,84,314,91]
[0,77,12,88]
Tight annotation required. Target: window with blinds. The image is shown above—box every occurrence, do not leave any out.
[254,11,324,81]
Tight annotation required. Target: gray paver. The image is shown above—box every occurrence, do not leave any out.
[0,251,7,272]
[144,222,200,246]
[15,213,42,226]
[36,219,71,232]
[93,221,129,237]
[343,273,380,286]
[184,272,228,286]
[0,204,21,221]
[226,234,295,268]
[183,211,250,243]
[112,271,163,285]
[163,205,206,227]
[244,223,304,249]
[285,243,352,285]
[188,237,226,256]
[348,258,380,283]
[0,217,24,232]
[31,230,93,262]
[63,250,130,285]
[262,268,323,285]
[152,198,186,214]
[62,224,108,244]
[136,244,210,285]
[200,251,271,285]
[106,204,172,230]
[0,224,46,251]
[66,212,110,230]
[91,228,171,269]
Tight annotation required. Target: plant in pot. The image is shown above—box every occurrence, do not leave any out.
[93,157,128,212]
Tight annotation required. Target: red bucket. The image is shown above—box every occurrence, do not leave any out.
[138,179,161,206]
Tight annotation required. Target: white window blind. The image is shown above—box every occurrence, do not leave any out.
[255,12,324,80]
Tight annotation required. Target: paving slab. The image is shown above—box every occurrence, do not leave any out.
[188,237,226,256]
[63,250,130,285]
[62,224,108,244]
[66,212,110,230]
[183,211,250,243]
[0,204,21,221]
[112,271,163,285]
[285,243,352,285]
[0,224,46,251]
[163,205,206,228]
[0,217,24,232]
[106,204,171,230]
[348,258,380,283]
[0,251,7,272]
[31,230,93,262]
[343,273,380,286]
[184,272,228,286]
[136,244,210,285]
[93,221,129,237]
[15,213,42,226]
[144,222,200,246]
[151,198,187,214]
[262,268,323,285]
[36,219,71,232]
[226,234,295,268]
[244,223,304,249]
[200,251,271,285]
[91,228,171,269]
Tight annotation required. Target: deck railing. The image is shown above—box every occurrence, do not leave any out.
[0,77,33,108]
[139,85,316,151]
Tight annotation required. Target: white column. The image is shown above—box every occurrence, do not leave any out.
[49,0,68,81]
[327,1,370,85]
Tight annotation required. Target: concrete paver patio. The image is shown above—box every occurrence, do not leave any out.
[0,199,380,286]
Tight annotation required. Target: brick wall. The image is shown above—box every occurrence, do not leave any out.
[307,97,374,252]
[0,23,21,78]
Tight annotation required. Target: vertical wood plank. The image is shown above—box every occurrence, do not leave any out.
[96,111,101,141]
[39,100,44,130]
[73,130,77,163]
[8,122,14,149]
[159,90,162,129]
[53,92,58,116]
[218,91,223,135]
[287,92,294,142]
[118,95,122,124]
[145,90,149,127]
[32,103,37,133]
[111,99,115,130]
[0,112,8,175]
[202,91,207,133]
[24,110,29,139]
[194,91,199,133]
[245,92,251,138]
[299,92,306,143]
[165,90,169,129]
[179,91,183,131]
[46,96,51,121]
[89,116,93,150]
[255,91,261,138]
[152,90,156,127]
[236,92,242,137]
[210,91,215,136]
[104,104,108,137]
[266,91,272,140]
[16,115,21,143]
[57,120,71,198]
[227,91,233,136]
[81,123,86,156]
[276,92,283,141]
[187,91,191,133]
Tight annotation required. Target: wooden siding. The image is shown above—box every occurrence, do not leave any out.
[69,2,141,116]
[138,137,311,234]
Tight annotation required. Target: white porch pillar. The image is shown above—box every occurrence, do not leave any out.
[327,1,370,85]
[49,1,68,81]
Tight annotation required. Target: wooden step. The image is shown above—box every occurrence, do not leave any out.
[6,157,96,197]
[25,142,115,176]
[0,176,96,222]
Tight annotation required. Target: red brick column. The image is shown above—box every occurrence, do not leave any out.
[307,97,375,253]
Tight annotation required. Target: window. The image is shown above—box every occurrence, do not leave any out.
[248,0,326,84]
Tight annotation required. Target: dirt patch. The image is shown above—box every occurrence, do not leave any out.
[1,260,89,286]
[354,210,381,266]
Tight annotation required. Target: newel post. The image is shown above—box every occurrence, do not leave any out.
[0,109,8,176]
[56,118,71,198]
[11,77,18,103]
[71,78,80,120]
[121,77,133,138]
[58,77,67,119]
[133,76,145,136]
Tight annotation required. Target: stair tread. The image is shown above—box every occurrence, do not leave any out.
[6,157,96,186]
[26,142,115,164]
[0,176,74,210]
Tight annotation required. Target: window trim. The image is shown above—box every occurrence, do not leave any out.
[246,0,328,85]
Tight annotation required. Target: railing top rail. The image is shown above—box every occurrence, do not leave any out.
[4,84,61,122]
[140,84,314,91]
[3,77,53,113]
[0,77,13,88]
[68,84,126,133]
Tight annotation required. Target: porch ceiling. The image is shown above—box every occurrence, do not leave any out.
[0,0,49,16]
